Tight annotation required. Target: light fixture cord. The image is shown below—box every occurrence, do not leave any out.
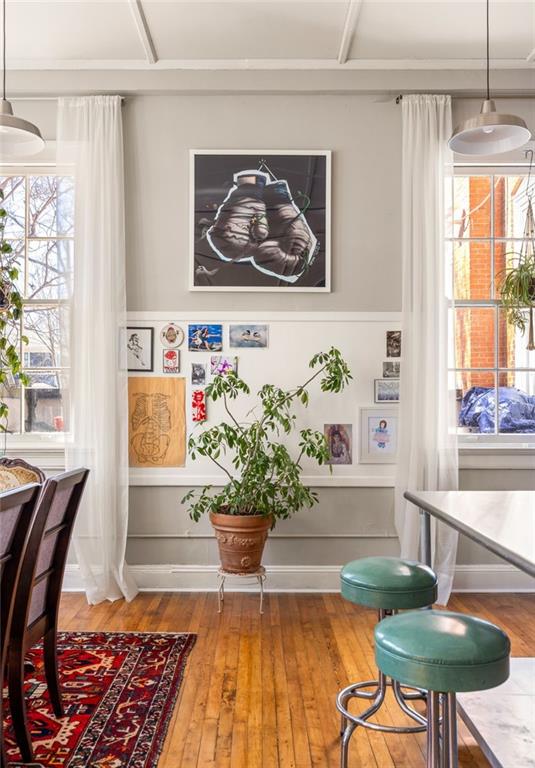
[2,0,5,101]
[486,0,490,101]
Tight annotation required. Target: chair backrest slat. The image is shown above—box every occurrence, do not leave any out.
[0,483,41,669]
[10,469,89,649]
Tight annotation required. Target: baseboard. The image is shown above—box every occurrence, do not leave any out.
[62,563,535,593]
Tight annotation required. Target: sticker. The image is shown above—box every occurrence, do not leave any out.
[163,349,180,373]
[192,389,207,422]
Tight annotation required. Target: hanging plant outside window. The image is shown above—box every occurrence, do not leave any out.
[497,184,535,352]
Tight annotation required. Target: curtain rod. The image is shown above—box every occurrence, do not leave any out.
[9,96,126,102]
[395,93,533,104]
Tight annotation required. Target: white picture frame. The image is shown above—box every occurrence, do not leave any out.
[359,406,398,464]
[374,378,400,403]
[189,149,331,292]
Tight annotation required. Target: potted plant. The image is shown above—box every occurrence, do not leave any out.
[0,189,28,432]
[183,347,351,573]
[498,199,535,351]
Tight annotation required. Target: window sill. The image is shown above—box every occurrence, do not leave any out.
[459,443,535,470]
[2,437,66,472]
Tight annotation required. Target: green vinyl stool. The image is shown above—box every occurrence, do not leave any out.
[337,557,438,768]
[375,610,510,768]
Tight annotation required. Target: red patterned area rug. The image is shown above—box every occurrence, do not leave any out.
[3,630,196,767]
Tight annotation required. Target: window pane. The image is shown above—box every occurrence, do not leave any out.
[2,240,24,294]
[497,371,535,433]
[457,371,497,434]
[497,307,535,370]
[0,383,21,434]
[29,175,74,237]
[495,175,529,239]
[453,175,491,239]
[0,176,25,237]
[455,307,496,369]
[23,306,69,369]
[27,240,72,300]
[452,239,492,300]
[24,372,68,433]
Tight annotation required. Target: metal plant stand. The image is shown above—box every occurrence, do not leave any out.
[217,566,266,614]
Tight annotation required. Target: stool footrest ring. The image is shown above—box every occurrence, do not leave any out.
[337,675,428,736]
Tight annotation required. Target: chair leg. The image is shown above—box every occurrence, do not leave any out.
[445,693,458,768]
[426,691,441,768]
[44,629,64,718]
[340,721,356,768]
[7,647,33,763]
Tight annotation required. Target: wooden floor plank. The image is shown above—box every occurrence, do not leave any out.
[57,591,535,767]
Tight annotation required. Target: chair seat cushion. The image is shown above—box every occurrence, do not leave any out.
[340,557,437,609]
[375,610,510,693]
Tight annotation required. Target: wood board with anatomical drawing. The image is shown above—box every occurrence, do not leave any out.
[128,377,186,467]
[191,151,331,291]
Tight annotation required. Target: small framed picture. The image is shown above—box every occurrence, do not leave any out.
[360,407,398,464]
[188,323,223,352]
[229,324,269,348]
[160,323,184,349]
[383,361,400,379]
[374,379,400,403]
[163,349,180,373]
[324,423,352,465]
[191,363,207,386]
[211,355,238,376]
[386,330,401,358]
[127,327,153,372]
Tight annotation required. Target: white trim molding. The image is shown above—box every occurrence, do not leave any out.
[63,563,535,593]
[129,470,396,487]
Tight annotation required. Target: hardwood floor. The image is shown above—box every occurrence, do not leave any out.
[58,591,535,767]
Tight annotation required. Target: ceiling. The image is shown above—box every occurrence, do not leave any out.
[6,0,535,71]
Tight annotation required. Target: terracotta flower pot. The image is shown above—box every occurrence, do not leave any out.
[210,511,272,573]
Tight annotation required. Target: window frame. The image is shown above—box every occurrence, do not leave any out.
[0,162,73,450]
[449,161,535,448]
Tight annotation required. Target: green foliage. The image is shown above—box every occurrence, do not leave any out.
[183,347,352,525]
[0,189,28,432]
[497,251,535,334]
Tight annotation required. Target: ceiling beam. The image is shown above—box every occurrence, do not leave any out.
[129,0,158,65]
[527,47,535,62]
[338,1,363,65]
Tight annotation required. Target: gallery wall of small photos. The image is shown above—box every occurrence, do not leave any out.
[126,315,401,481]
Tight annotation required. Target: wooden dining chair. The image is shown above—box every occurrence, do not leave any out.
[0,483,42,768]
[7,468,89,763]
[0,458,46,489]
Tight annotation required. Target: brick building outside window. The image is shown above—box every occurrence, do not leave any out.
[448,170,535,435]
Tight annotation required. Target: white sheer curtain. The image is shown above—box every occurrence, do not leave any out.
[57,96,138,604]
[394,94,459,605]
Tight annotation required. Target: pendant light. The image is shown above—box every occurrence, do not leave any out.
[449,0,531,156]
[0,0,44,157]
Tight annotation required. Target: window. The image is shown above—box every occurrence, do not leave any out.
[447,169,535,436]
[0,170,73,436]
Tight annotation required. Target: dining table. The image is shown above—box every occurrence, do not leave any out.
[404,490,535,768]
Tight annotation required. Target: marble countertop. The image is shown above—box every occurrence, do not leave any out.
[404,490,535,578]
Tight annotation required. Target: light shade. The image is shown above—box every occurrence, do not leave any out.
[449,99,531,156]
[0,99,45,157]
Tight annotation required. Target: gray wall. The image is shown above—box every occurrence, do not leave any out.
[122,93,535,573]
[11,90,535,575]
[123,93,402,312]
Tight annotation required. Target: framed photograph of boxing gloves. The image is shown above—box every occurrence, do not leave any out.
[190,150,331,292]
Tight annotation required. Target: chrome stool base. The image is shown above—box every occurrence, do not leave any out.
[337,673,428,768]
[337,609,429,768]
